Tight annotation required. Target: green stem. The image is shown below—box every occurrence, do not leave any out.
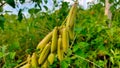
[75,55,102,68]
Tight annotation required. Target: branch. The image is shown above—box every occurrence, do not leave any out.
[0,2,6,7]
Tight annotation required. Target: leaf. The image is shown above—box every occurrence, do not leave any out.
[73,44,79,52]
[53,0,57,4]
[75,27,83,34]
[78,42,89,48]
[5,0,15,8]
[67,48,72,56]
[81,28,87,35]
[43,5,48,11]
[2,45,7,53]
[75,49,85,57]
[9,52,16,59]
[0,7,3,12]
[110,57,114,64]
[97,60,106,67]
[100,0,105,3]
[28,8,40,14]
[60,61,69,68]
[17,9,23,22]
[61,2,69,9]
[0,52,4,58]
[98,45,105,51]
[0,15,5,29]
[44,0,48,4]
[19,0,25,4]
[8,41,20,51]
[109,0,114,3]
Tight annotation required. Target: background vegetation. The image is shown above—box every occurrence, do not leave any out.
[0,0,120,68]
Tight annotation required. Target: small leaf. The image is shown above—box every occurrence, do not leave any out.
[43,5,48,11]
[9,52,16,59]
[5,0,15,8]
[109,0,114,3]
[73,44,79,52]
[53,0,56,4]
[98,45,105,50]
[2,45,7,53]
[60,61,69,68]
[78,42,89,48]
[75,27,83,34]
[44,0,48,4]
[17,9,23,21]
[28,8,40,14]
[61,2,69,9]
[0,15,5,29]
[97,60,105,67]
[110,57,114,64]
[19,0,25,4]
[0,52,4,58]
[8,41,20,51]
[67,48,72,56]
[0,7,3,12]
[75,49,84,57]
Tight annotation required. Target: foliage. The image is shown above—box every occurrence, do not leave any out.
[0,1,120,68]
[0,15,5,29]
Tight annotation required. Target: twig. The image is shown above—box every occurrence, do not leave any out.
[70,34,77,48]
[61,15,68,26]
[14,60,27,68]
[75,55,102,68]
[22,14,28,23]
[0,2,6,7]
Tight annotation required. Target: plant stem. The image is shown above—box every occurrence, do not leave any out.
[14,60,27,68]
[75,55,102,68]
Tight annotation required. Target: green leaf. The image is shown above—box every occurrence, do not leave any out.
[78,42,89,48]
[2,45,7,53]
[44,0,48,4]
[53,0,56,4]
[61,2,69,9]
[43,5,48,11]
[0,7,3,12]
[109,0,114,3]
[5,0,15,8]
[0,15,5,29]
[110,57,114,64]
[75,27,83,34]
[100,0,105,3]
[9,52,16,59]
[0,52,4,58]
[33,0,42,3]
[75,49,84,57]
[98,45,105,50]
[60,61,69,68]
[28,8,40,14]
[66,48,72,56]
[17,9,23,21]
[73,44,79,52]
[96,60,106,67]
[19,0,25,4]
[8,41,20,51]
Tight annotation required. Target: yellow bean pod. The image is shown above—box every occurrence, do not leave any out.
[48,53,55,65]
[62,27,69,52]
[37,32,52,50]
[58,35,63,61]
[51,27,58,53]
[31,53,38,68]
[38,42,51,64]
